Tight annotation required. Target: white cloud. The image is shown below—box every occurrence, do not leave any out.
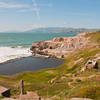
[0,1,41,20]
[67,12,89,16]
[32,0,40,20]
[39,3,53,7]
[0,1,29,8]
[19,24,47,32]
[17,8,39,13]
[0,24,49,32]
[0,26,10,32]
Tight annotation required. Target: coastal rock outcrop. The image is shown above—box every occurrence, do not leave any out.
[31,33,89,58]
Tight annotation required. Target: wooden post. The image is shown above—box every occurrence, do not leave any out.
[20,80,24,95]
[39,97,41,100]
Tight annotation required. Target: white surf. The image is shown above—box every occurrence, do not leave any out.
[0,47,32,64]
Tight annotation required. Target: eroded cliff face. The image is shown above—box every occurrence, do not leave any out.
[30,33,89,58]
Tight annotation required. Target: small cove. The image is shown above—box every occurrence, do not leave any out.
[0,32,76,76]
[0,56,65,75]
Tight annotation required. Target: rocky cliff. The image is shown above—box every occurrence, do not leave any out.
[31,32,89,58]
[31,33,89,58]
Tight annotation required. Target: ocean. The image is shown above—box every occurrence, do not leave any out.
[0,32,77,64]
[0,32,77,47]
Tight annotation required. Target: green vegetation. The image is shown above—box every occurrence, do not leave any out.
[72,86,100,100]
[0,31,100,99]
[85,31,100,43]
[0,96,5,99]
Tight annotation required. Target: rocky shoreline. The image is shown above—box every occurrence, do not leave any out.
[30,32,89,58]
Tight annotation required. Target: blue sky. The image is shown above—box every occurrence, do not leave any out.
[0,0,100,32]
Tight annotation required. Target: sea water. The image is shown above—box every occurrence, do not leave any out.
[0,57,65,75]
[0,32,77,63]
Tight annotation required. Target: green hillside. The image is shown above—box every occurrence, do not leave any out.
[0,31,100,100]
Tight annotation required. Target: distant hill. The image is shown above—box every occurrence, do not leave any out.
[26,27,100,33]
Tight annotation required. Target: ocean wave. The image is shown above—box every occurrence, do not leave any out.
[11,46,26,48]
[0,46,32,64]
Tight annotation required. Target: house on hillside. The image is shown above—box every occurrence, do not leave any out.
[81,60,98,72]
[0,86,10,97]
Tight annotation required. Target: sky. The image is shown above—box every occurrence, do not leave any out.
[0,0,100,32]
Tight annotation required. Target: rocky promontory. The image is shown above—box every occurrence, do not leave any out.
[30,33,89,58]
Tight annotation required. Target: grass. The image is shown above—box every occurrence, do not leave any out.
[0,31,100,99]
[85,31,100,43]
[72,86,100,100]
[0,96,5,99]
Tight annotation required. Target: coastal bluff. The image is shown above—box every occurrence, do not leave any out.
[31,32,90,58]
